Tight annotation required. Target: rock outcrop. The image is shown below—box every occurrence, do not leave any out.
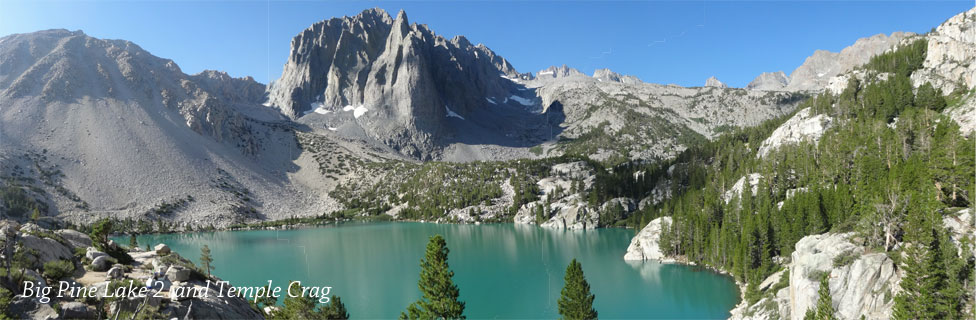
[730,233,901,320]
[757,108,832,158]
[512,161,605,229]
[790,233,900,320]
[623,216,673,261]
[943,208,974,255]
[912,8,976,93]
[154,243,171,255]
[55,229,92,249]
[945,92,976,134]
[19,234,73,264]
[91,255,111,271]
[724,173,763,204]
[539,195,598,230]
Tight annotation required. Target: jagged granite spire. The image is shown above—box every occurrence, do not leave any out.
[265,8,523,158]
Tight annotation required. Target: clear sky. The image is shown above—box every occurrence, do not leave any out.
[1,1,971,88]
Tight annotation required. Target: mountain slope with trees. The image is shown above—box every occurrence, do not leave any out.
[620,23,976,318]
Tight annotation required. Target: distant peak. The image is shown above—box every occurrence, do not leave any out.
[361,7,392,19]
[705,76,727,88]
[746,71,789,91]
[592,68,643,84]
[536,65,584,79]
[394,9,408,22]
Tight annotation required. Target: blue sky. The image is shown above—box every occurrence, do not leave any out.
[1,1,971,88]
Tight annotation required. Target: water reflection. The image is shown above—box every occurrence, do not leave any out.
[118,222,739,318]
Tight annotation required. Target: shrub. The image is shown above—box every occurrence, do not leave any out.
[0,287,12,320]
[43,260,75,281]
[832,250,859,267]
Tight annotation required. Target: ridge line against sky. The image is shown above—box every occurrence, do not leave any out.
[0,1,972,88]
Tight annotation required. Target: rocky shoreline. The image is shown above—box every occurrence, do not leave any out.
[624,209,975,320]
[0,220,261,319]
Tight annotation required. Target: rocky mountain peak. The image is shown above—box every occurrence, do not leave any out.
[705,76,727,88]
[784,31,914,91]
[592,68,642,84]
[746,71,789,90]
[536,64,585,79]
[265,8,532,159]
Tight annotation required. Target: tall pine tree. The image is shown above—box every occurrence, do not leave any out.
[557,259,597,320]
[814,274,836,320]
[401,235,465,319]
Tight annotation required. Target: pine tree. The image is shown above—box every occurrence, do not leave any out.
[557,259,597,320]
[401,235,465,319]
[814,274,836,320]
[269,284,349,319]
[323,295,350,320]
[200,245,214,278]
[129,234,138,249]
[919,228,951,318]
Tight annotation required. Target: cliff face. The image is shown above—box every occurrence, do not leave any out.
[623,216,673,262]
[265,9,524,158]
[785,32,914,91]
[729,233,901,320]
[912,7,976,93]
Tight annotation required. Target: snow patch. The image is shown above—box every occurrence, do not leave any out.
[328,127,338,131]
[501,74,521,83]
[445,105,465,120]
[485,97,496,105]
[508,95,536,106]
[342,105,368,119]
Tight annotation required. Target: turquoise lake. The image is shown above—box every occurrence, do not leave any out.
[119,222,740,318]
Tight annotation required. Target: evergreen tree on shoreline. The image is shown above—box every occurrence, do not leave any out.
[200,245,214,278]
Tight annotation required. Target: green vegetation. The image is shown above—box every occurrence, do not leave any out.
[557,259,598,320]
[41,260,75,281]
[150,195,194,216]
[831,250,858,268]
[90,218,134,264]
[892,210,968,319]
[200,245,214,278]
[804,274,836,320]
[580,38,976,314]
[863,39,928,77]
[529,145,543,156]
[0,184,47,219]
[401,235,465,319]
[0,287,12,320]
[267,283,349,320]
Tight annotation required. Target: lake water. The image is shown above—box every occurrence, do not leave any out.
[120,222,739,318]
